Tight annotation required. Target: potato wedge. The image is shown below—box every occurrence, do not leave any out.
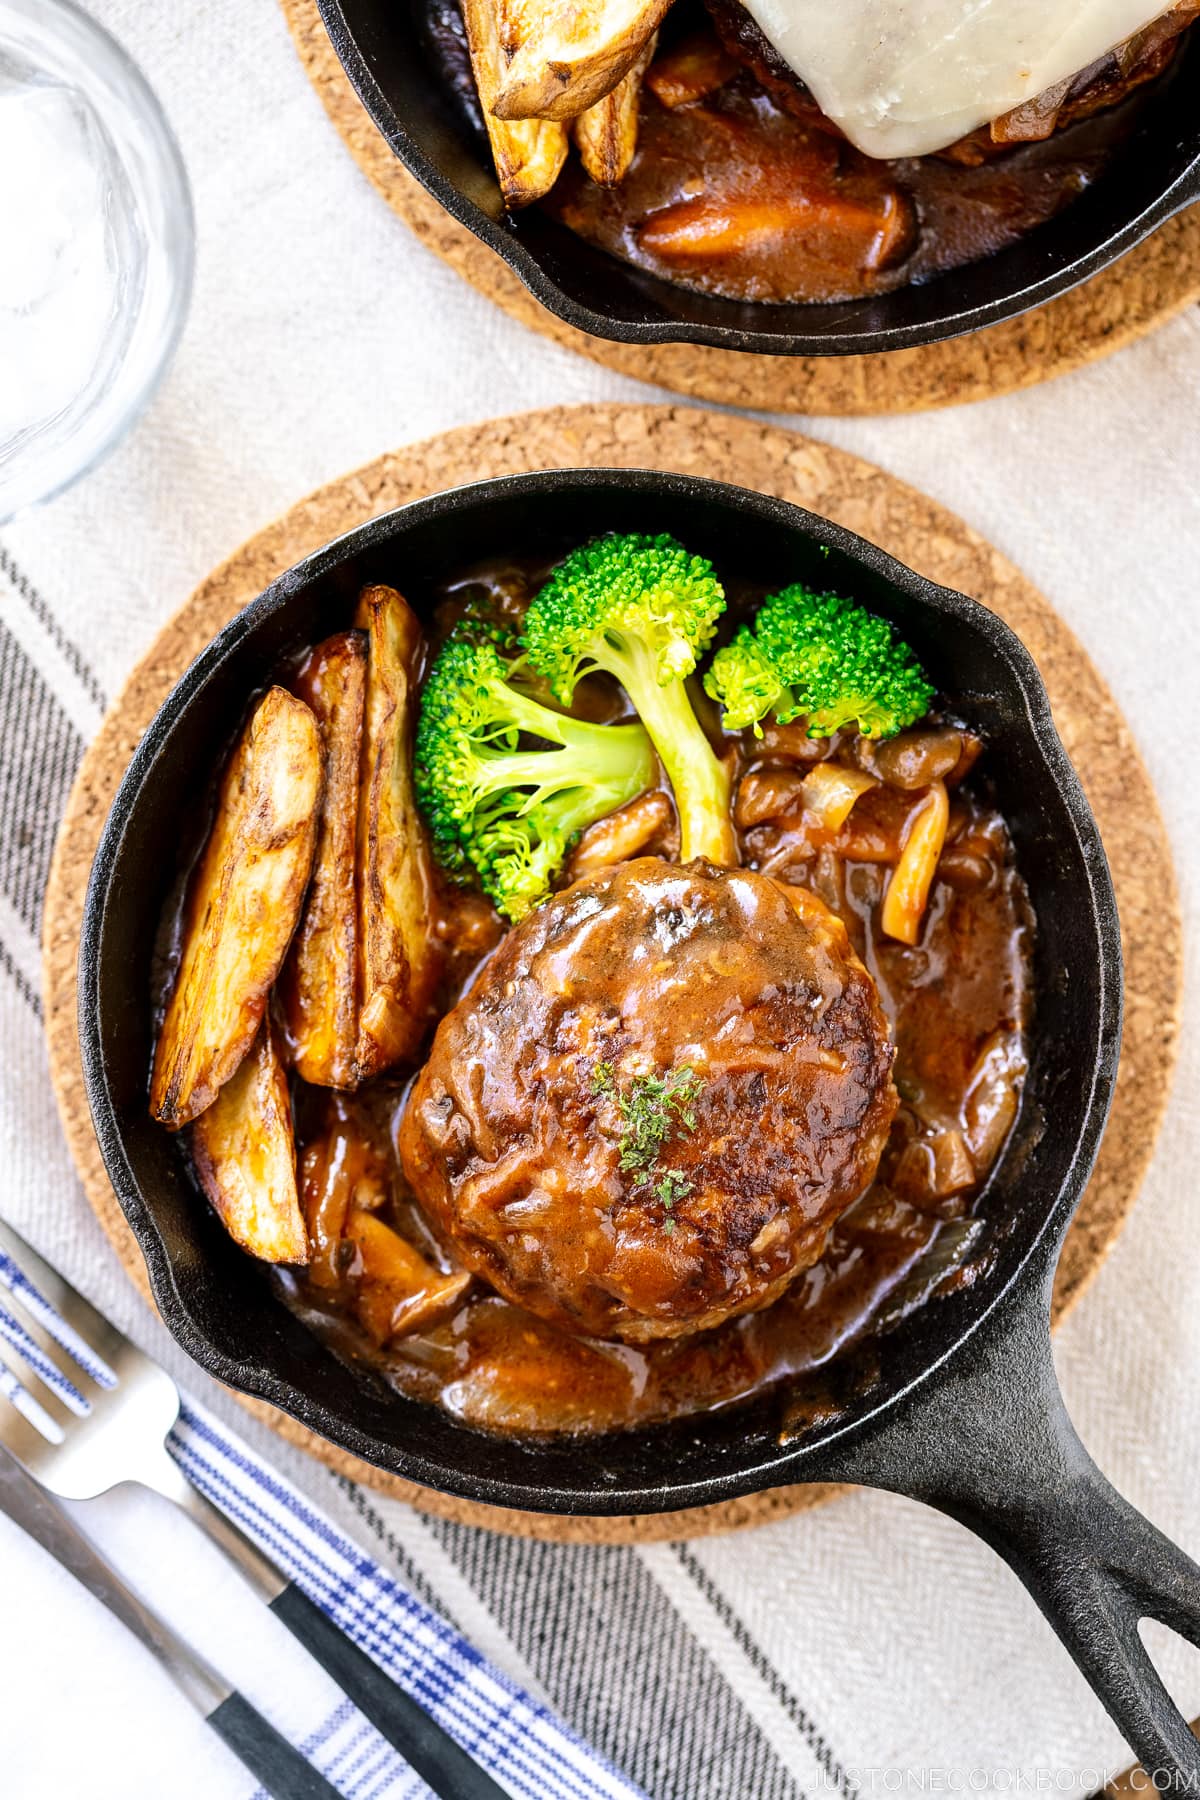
[495,0,541,60]
[151,686,322,1129]
[346,1210,473,1345]
[354,586,443,1081]
[491,0,672,122]
[462,0,568,207]
[191,1018,308,1264]
[277,633,367,1088]
[573,33,655,186]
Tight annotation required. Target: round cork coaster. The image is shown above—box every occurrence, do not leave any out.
[44,404,1181,1542]
[279,0,1200,416]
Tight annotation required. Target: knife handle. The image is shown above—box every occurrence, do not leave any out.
[271,1581,512,1800]
[207,1691,343,1800]
[153,1454,510,1800]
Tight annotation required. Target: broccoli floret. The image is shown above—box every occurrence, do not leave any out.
[441,584,522,654]
[414,637,656,921]
[521,534,735,865]
[704,583,934,739]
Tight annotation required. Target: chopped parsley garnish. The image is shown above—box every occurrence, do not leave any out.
[591,1063,701,1228]
[653,1168,692,1209]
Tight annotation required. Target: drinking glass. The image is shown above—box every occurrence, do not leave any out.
[0,0,193,520]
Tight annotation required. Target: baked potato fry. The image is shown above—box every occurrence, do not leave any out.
[573,33,655,186]
[462,0,568,207]
[277,632,366,1088]
[491,0,671,122]
[191,1018,308,1264]
[346,1210,472,1345]
[354,586,443,1081]
[151,686,322,1129]
[495,0,541,60]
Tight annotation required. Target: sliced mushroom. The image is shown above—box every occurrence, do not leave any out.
[346,1210,473,1345]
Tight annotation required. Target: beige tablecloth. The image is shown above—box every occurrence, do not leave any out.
[1,2,1198,1794]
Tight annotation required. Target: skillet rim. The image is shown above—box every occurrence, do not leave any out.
[77,467,1123,1514]
[313,0,1200,358]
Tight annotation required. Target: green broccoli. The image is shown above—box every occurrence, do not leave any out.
[414,637,656,921]
[704,583,934,739]
[521,534,735,865]
[440,582,522,655]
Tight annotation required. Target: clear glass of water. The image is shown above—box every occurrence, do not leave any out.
[0,0,193,521]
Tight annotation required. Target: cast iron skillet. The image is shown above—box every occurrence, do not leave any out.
[315,0,1200,356]
[81,471,1200,1777]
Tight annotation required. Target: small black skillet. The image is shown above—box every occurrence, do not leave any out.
[314,0,1200,356]
[80,471,1200,1780]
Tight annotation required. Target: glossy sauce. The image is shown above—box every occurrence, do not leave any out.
[422,0,1185,305]
[550,79,1143,304]
[268,562,1034,1438]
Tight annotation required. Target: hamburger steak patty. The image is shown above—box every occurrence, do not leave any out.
[400,858,898,1344]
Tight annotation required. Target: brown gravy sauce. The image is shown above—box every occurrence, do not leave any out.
[260,562,1034,1439]
[421,0,1172,306]
[548,78,1142,305]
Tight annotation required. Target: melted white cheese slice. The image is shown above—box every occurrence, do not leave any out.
[736,0,1174,158]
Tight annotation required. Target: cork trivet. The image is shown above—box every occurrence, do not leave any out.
[279,0,1200,416]
[44,405,1181,1542]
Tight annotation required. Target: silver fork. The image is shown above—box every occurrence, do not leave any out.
[0,1214,511,1800]
[0,1442,342,1800]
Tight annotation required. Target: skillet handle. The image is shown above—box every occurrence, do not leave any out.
[836,1283,1200,1781]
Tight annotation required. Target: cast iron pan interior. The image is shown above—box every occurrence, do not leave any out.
[315,0,1200,355]
[79,470,1119,1515]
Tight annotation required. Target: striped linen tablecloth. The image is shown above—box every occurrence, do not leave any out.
[176,1400,654,1800]
[2,2,1200,1796]
[0,1260,645,1800]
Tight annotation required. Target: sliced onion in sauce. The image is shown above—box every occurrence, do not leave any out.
[800,761,879,831]
[891,1128,976,1205]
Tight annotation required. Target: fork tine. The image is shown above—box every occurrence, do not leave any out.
[0,1341,68,1445]
[0,1302,91,1416]
[0,1217,120,1388]
[0,1214,182,1504]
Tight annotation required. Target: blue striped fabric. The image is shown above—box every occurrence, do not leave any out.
[0,1249,117,1387]
[0,1303,90,1414]
[170,1399,649,1800]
